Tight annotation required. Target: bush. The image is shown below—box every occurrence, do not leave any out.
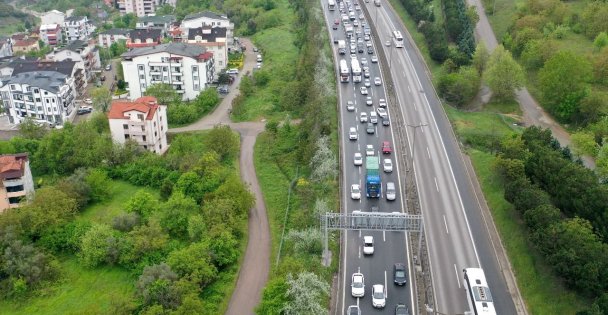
[437,66,480,106]
[419,22,450,62]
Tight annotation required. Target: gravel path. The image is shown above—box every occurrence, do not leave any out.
[168,38,270,315]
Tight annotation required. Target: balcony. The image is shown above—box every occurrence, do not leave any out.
[3,178,23,187]
[6,190,26,199]
[127,128,146,136]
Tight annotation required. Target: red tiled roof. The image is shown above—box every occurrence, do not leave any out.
[0,153,28,179]
[108,97,160,121]
[14,39,38,47]
[197,51,214,61]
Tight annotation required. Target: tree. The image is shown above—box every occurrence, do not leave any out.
[166,242,218,286]
[19,117,47,139]
[205,125,240,162]
[174,172,206,203]
[145,83,180,105]
[19,187,79,238]
[484,45,525,101]
[79,223,116,267]
[56,168,92,209]
[110,40,127,57]
[581,2,608,39]
[256,278,290,314]
[539,51,592,122]
[124,219,169,259]
[594,32,608,51]
[2,239,58,286]
[112,212,142,232]
[91,87,112,113]
[205,226,239,268]
[571,131,599,157]
[437,66,481,106]
[85,168,112,202]
[125,190,159,217]
[286,228,323,255]
[282,272,329,315]
[158,192,198,238]
[137,263,179,308]
[309,135,337,183]
[472,43,489,75]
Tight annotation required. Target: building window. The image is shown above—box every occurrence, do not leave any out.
[6,185,24,193]
[123,124,128,129]
[8,196,21,205]
[139,74,145,79]
[44,91,48,95]
[154,131,157,137]
[33,88,39,94]
[35,98,41,102]
[125,134,130,139]
[138,65,144,71]
[143,145,148,149]
[194,84,199,91]
[137,114,144,120]
[10,85,17,91]
[142,135,146,141]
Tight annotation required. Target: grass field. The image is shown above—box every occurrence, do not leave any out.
[0,257,134,315]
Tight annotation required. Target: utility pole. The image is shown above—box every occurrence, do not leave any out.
[406,122,428,172]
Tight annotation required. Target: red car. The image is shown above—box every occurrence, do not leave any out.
[382,141,392,154]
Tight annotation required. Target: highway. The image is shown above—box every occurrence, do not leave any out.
[322,0,519,314]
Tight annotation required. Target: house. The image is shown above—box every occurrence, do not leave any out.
[136,15,176,33]
[63,16,95,43]
[185,26,228,75]
[0,37,12,58]
[41,10,66,25]
[108,96,168,154]
[127,28,163,48]
[12,39,39,54]
[9,60,85,96]
[121,42,215,101]
[98,28,130,48]
[181,11,234,46]
[46,40,100,81]
[0,70,77,126]
[117,0,175,17]
[0,153,35,212]
[39,24,63,46]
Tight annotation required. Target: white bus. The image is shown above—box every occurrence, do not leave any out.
[340,59,350,83]
[393,30,404,48]
[463,268,497,315]
[328,0,336,11]
[351,57,362,83]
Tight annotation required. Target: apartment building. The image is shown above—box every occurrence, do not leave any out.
[63,16,94,43]
[118,0,175,17]
[136,15,176,32]
[121,43,215,101]
[12,39,39,54]
[185,26,227,75]
[46,40,100,81]
[127,28,162,48]
[39,24,63,46]
[108,96,168,154]
[0,153,35,212]
[181,11,234,46]
[98,29,130,48]
[8,60,84,96]
[0,70,76,126]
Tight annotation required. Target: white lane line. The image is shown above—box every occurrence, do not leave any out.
[383,230,386,242]
[407,85,411,93]
[384,270,388,299]
[454,264,461,288]
[426,147,431,159]
[443,215,449,234]
[434,177,439,192]
[358,245,361,259]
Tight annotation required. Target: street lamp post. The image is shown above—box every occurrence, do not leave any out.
[406,122,428,172]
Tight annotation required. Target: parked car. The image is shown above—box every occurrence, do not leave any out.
[217,85,229,94]
[105,64,112,71]
[84,98,92,104]
[226,68,239,75]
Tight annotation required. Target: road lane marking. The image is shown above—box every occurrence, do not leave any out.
[359,245,361,259]
[383,230,386,242]
[426,147,431,159]
[434,177,439,192]
[443,215,449,234]
[384,270,388,299]
[454,264,461,288]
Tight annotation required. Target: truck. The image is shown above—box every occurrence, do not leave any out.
[344,23,354,37]
[338,40,346,55]
[366,156,381,198]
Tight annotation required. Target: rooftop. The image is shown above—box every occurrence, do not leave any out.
[10,60,77,76]
[122,42,209,60]
[13,39,38,47]
[1,71,68,93]
[183,11,228,22]
[65,15,87,22]
[65,39,88,51]
[108,96,160,121]
[129,29,162,42]
[0,153,28,180]
[137,15,176,24]
[187,26,227,41]
[99,28,130,36]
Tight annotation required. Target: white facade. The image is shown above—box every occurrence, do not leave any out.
[108,97,168,155]
[118,0,174,17]
[98,29,129,48]
[0,39,12,58]
[0,71,76,126]
[64,16,94,42]
[181,12,234,46]
[39,24,63,46]
[0,153,35,212]
[186,27,228,75]
[41,10,66,25]
[121,43,215,101]
[47,43,100,80]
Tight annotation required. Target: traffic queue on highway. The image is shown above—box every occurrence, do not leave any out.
[328,0,411,314]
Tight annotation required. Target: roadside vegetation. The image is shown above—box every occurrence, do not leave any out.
[0,116,251,314]
[144,83,220,127]
[387,0,607,312]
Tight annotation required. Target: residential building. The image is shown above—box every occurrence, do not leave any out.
[108,96,168,154]
[181,11,234,46]
[0,70,77,125]
[98,28,130,48]
[117,0,175,17]
[0,153,35,212]
[121,42,215,101]
[127,28,163,48]
[186,26,227,75]
[41,10,66,25]
[12,39,39,54]
[0,37,12,58]
[46,40,100,81]
[39,24,63,46]
[9,60,85,96]
[136,15,176,33]
[63,16,95,43]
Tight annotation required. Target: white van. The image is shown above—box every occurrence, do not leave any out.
[386,182,396,201]
[256,54,263,62]
[369,111,378,124]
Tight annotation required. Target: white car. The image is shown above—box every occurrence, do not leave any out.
[360,86,368,95]
[366,96,373,106]
[364,79,371,87]
[354,152,363,166]
[363,236,374,254]
[371,55,378,63]
[374,77,382,86]
[364,70,370,78]
[351,273,365,297]
[383,159,393,172]
[376,107,388,118]
[361,57,368,65]
[347,101,355,111]
[385,39,391,46]
[84,98,92,104]
[360,112,368,123]
[366,144,375,156]
[351,184,362,200]
[372,284,386,308]
[379,98,387,107]
[349,127,358,140]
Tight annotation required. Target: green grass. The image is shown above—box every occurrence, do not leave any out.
[485,0,518,41]
[78,180,159,225]
[468,150,588,314]
[0,258,135,315]
[0,17,24,35]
